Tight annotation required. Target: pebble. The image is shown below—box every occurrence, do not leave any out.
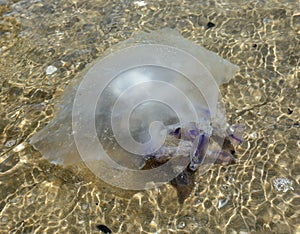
[81,203,88,210]
[218,196,231,209]
[96,224,112,233]
[133,1,147,7]
[1,216,7,223]
[13,143,25,152]
[45,65,57,75]
[263,18,271,24]
[5,139,16,147]
[207,22,215,29]
[176,221,186,229]
[249,131,258,139]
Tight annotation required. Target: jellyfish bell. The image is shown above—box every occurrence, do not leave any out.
[30,29,239,190]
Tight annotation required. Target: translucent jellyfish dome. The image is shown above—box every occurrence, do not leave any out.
[30,29,239,190]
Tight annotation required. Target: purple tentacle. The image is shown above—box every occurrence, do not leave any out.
[227,124,245,144]
[189,133,209,171]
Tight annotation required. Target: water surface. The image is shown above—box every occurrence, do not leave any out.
[0,0,299,233]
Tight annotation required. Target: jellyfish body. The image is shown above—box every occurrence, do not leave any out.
[29,29,240,190]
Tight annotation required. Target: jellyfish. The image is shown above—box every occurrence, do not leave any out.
[30,28,241,192]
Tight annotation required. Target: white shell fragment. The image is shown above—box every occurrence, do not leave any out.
[45,65,57,75]
[273,177,294,193]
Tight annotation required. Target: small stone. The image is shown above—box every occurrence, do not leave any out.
[1,216,7,223]
[133,1,146,7]
[207,22,215,29]
[45,65,57,75]
[5,139,16,147]
[13,143,25,152]
[249,131,257,139]
[96,224,112,233]
[81,203,88,210]
[78,220,85,225]
[177,221,186,229]
[263,18,271,24]
[218,196,230,209]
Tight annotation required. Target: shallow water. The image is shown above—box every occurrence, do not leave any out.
[0,0,299,233]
